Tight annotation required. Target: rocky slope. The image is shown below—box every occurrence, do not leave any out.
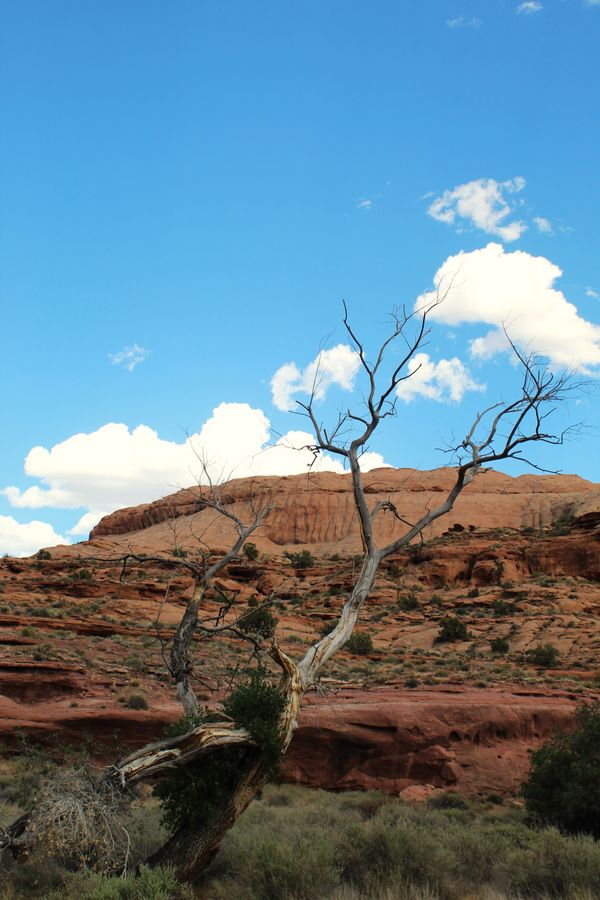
[2,466,600,798]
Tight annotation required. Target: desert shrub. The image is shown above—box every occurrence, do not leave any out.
[24,766,131,874]
[434,616,470,644]
[467,588,480,598]
[490,637,509,654]
[243,542,259,561]
[172,547,188,558]
[285,550,315,569]
[522,702,600,838]
[124,693,148,710]
[35,549,51,561]
[492,598,515,616]
[427,792,468,810]
[238,596,276,638]
[125,654,147,673]
[46,864,192,899]
[527,643,560,667]
[404,675,420,689]
[397,592,420,611]
[345,632,373,655]
[154,668,285,835]
[320,620,336,637]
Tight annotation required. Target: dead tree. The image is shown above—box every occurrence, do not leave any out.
[1,301,577,883]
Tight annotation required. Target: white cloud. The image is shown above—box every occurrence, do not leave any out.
[271,345,360,412]
[69,511,108,536]
[517,2,543,14]
[0,515,69,557]
[427,177,527,242]
[2,403,387,533]
[109,343,150,372]
[416,243,600,372]
[396,353,485,404]
[446,16,482,28]
[533,216,552,233]
[357,199,373,210]
[584,1,600,6]
[586,287,599,299]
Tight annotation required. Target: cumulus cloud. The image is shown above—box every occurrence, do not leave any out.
[0,515,69,557]
[427,177,527,242]
[396,353,485,404]
[446,16,482,28]
[517,2,543,13]
[416,243,600,372]
[2,403,387,534]
[109,344,150,371]
[271,345,360,412]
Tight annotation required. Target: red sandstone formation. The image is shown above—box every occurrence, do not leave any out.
[284,686,578,797]
[85,467,600,557]
[2,467,600,797]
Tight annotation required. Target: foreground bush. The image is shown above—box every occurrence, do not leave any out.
[4,782,600,898]
[522,701,600,838]
[203,785,600,899]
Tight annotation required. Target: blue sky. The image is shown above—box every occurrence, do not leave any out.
[1,0,599,554]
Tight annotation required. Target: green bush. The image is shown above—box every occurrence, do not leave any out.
[522,701,600,838]
[154,668,285,835]
[490,637,509,654]
[345,632,374,655]
[125,654,147,673]
[397,592,420,611]
[35,549,51,561]
[492,598,515,616]
[527,643,560,667]
[238,596,276,638]
[434,616,470,644]
[47,865,191,899]
[243,542,259,561]
[285,549,315,569]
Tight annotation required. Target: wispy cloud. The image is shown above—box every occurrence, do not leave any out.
[533,216,553,233]
[517,1,543,14]
[586,287,599,299]
[108,344,150,372]
[446,15,482,28]
[357,199,373,210]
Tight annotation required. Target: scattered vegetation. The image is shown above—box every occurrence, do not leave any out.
[490,637,509,654]
[238,596,277,638]
[527,643,560,668]
[123,693,149,710]
[345,632,374,656]
[285,550,315,570]
[434,616,470,644]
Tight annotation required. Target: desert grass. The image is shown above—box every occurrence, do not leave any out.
[2,783,600,898]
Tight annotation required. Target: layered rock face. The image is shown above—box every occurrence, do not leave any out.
[284,687,577,797]
[87,467,600,556]
[3,466,600,798]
